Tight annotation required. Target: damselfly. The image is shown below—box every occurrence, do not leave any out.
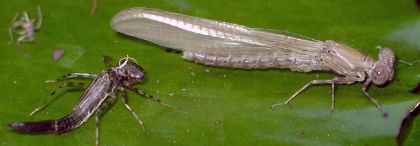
[111,8,401,117]
[9,56,167,145]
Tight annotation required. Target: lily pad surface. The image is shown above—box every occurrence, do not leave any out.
[0,0,419,145]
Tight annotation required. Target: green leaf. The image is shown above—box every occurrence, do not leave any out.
[0,0,419,145]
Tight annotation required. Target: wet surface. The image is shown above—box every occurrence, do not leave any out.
[388,19,420,50]
[55,44,85,69]
[1,1,420,145]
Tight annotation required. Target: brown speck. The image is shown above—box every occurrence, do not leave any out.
[168,92,174,96]
[52,50,64,62]
[211,119,223,126]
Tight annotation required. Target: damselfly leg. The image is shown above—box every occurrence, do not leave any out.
[94,94,117,146]
[29,81,88,117]
[95,113,100,146]
[271,76,388,117]
[362,79,388,118]
[102,55,113,68]
[121,88,146,133]
[271,78,335,111]
[46,72,97,83]
[127,86,170,108]
[30,73,97,116]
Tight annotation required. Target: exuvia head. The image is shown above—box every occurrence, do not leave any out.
[114,56,145,86]
[370,47,395,85]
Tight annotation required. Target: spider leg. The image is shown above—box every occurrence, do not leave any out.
[16,34,30,46]
[35,6,42,30]
[9,12,20,46]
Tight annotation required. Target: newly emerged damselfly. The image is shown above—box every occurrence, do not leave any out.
[109,8,414,117]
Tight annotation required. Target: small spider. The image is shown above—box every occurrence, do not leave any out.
[9,6,42,46]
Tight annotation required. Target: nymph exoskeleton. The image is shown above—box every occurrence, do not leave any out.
[9,6,42,46]
[9,56,168,146]
[109,8,412,117]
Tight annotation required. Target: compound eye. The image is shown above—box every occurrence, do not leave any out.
[130,73,141,79]
[129,69,144,80]
[371,64,388,85]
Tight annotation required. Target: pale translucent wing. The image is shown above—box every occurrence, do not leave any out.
[250,29,324,55]
[253,28,320,42]
[111,7,324,55]
[111,7,273,55]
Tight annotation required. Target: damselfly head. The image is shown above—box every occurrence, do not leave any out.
[370,47,395,85]
[114,56,145,86]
